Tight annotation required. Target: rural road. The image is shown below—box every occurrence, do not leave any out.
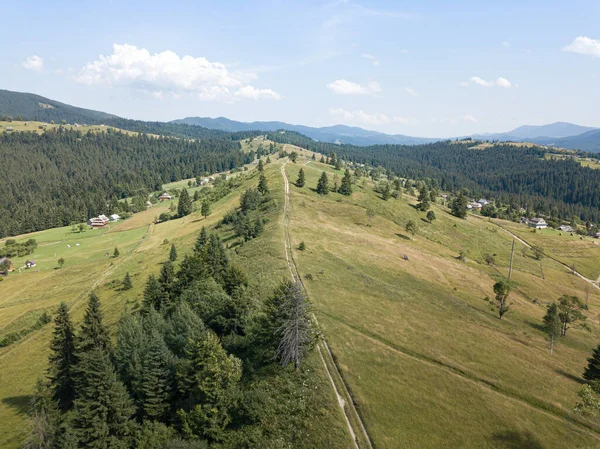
[280,160,373,449]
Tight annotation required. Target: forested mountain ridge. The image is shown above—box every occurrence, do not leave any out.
[0,128,254,237]
[267,131,600,222]
[0,89,117,124]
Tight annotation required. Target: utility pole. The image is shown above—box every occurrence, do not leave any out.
[508,239,515,280]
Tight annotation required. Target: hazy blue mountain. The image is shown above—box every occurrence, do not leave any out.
[0,89,117,124]
[171,116,440,146]
[472,122,596,141]
[529,129,600,153]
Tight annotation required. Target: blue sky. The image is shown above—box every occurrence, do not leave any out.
[2,0,600,136]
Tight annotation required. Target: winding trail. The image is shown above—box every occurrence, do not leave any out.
[280,161,373,449]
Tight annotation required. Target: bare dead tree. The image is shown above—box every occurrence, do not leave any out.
[275,282,316,370]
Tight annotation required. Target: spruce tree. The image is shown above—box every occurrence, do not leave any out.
[320,155,325,163]
[142,275,163,312]
[72,348,135,448]
[113,247,120,258]
[159,260,175,299]
[78,293,111,354]
[115,313,144,402]
[316,171,329,195]
[451,190,469,219]
[195,226,208,253]
[122,272,133,290]
[139,330,173,422]
[177,188,193,217]
[266,156,271,164]
[584,343,600,381]
[201,199,211,218]
[296,168,305,187]
[177,332,242,440]
[417,185,431,211]
[258,173,269,195]
[339,169,352,196]
[48,302,77,411]
[257,159,264,172]
[169,243,178,261]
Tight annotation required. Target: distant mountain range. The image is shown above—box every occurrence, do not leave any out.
[170,117,439,146]
[2,89,600,151]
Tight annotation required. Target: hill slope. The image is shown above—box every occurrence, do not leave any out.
[0,89,117,124]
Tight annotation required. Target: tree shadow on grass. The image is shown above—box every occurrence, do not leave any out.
[2,395,32,416]
[395,233,411,241]
[420,218,431,225]
[554,368,586,385]
[525,321,545,333]
[490,430,546,449]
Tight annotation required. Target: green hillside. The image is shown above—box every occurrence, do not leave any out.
[0,89,117,124]
[2,138,600,447]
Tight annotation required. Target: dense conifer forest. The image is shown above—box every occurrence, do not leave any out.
[0,128,257,237]
[268,131,600,222]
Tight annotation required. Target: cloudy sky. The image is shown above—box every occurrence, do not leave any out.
[2,0,600,136]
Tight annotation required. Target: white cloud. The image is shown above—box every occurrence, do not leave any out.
[502,41,511,48]
[74,44,280,101]
[361,53,379,65]
[563,36,600,57]
[23,55,44,72]
[405,87,418,96]
[442,114,478,124]
[326,79,381,95]
[234,85,281,100]
[329,108,409,126]
[461,76,513,88]
[495,77,513,88]
[399,49,409,54]
[328,107,354,120]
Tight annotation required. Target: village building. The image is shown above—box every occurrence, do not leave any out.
[477,199,490,205]
[559,225,574,233]
[528,218,548,229]
[0,257,14,274]
[159,193,173,201]
[110,214,121,222]
[87,214,110,228]
[469,202,483,210]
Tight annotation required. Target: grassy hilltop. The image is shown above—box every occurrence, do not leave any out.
[1,137,600,447]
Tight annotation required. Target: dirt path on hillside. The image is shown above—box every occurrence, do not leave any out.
[280,161,373,449]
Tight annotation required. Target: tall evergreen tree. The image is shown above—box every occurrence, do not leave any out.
[195,226,208,253]
[113,247,120,258]
[338,169,352,196]
[177,332,242,441]
[417,185,431,211]
[257,159,264,172]
[169,243,178,262]
[201,199,211,218]
[451,190,469,219]
[78,293,111,354]
[584,343,600,382]
[296,168,305,188]
[72,348,135,448]
[122,272,132,290]
[48,302,77,411]
[139,330,173,422]
[258,173,269,195]
[114,314,144,404]
[177,188,193,217]
[316,171,329,195]
[142,275,163,312]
